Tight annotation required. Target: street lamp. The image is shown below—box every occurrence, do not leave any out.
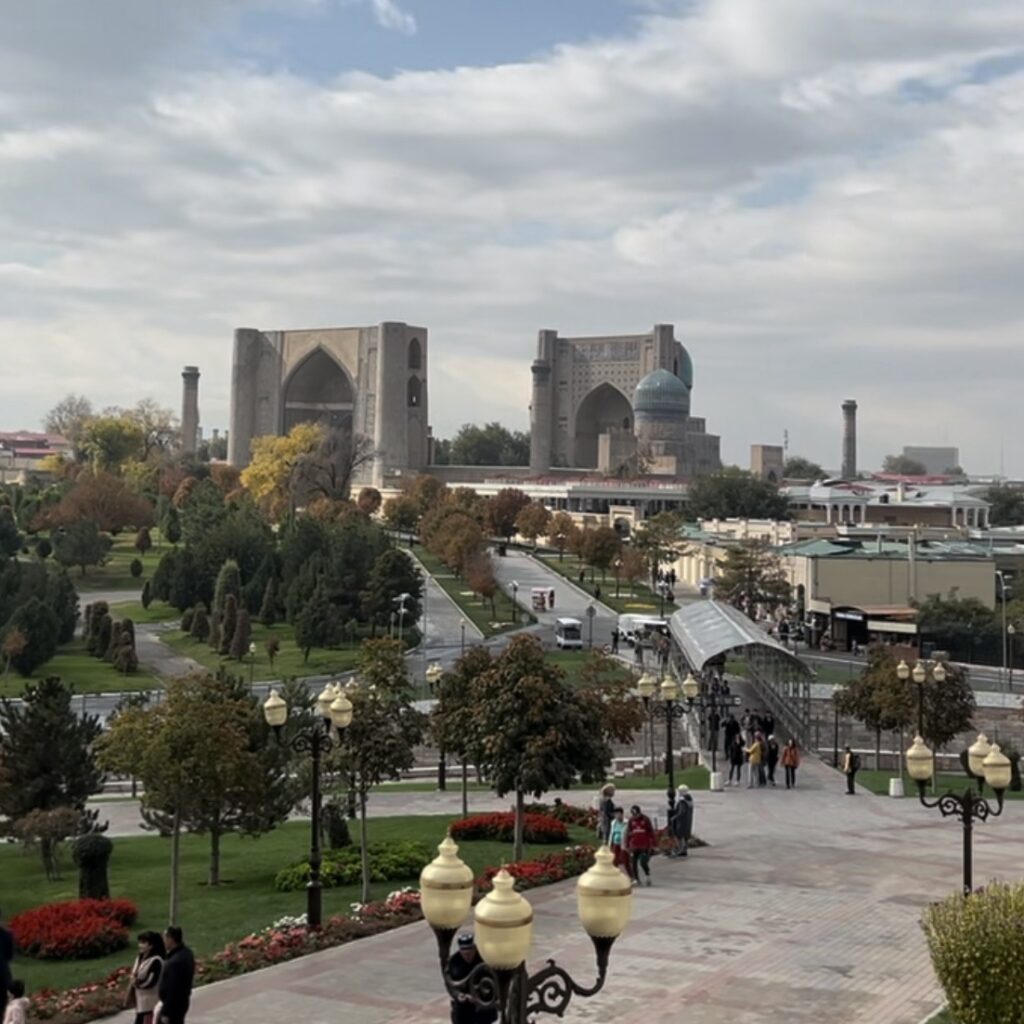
[639,673,686,817]
[905,733,1011,895]
[898,658,946,740]
[997,570,1011,691]
[262,683,354,928]
[460,617,467,655]
[395,593,411,644]
[1009,623,1016,692]
[677,672,725,772]
[426,661,446,792]
[248,641,257,689]
[421,836,632,1024]
[511,581,519,624]
[586,602,596,649]
[613,558,622,599]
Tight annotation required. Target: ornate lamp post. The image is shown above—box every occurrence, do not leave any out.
[426,662,446,791]
[511,581,519,624]
[1009,623,1016,692]
[263,683,354,928]
[460,617,467,655]
[897,658,946,739]
[613,558,622,599]
[637,672,687,816]
[905,733,1012,896]
[678,673,726,772]
[420,836,632,1024]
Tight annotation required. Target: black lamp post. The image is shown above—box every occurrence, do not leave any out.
[263,684,353,928]
[679,676,726,773]
[637,672,687,816]
[906,732,1011,896]
[511,581,519,623]
[460,617,466,655]
[420,838,632,1024]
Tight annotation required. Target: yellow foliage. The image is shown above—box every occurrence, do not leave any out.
[240,422,323,518]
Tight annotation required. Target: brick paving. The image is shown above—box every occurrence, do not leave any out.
[98,752,1024,1024]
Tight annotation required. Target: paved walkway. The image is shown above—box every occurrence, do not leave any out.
[102,754,1024,1023]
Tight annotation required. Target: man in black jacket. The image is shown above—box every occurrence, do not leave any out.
[0,907,13,1021]
[159,926,195,1024]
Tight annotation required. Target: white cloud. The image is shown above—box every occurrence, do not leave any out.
[369,0,416,34]
[1,0,1023,475]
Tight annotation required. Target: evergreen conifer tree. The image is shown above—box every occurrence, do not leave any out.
[219,595,238,656]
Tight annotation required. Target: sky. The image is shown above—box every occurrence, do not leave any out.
[2,0,1023,475]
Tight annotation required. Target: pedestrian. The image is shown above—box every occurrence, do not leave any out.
[728,734,745,786]
[707,709,721,754]
[763,711,776,738]
[608,807,630,873]
[781,738,801,789]
[156,927,195,1024]
[740,708,752,736]
[447,933,498,1024]
[723,712,740,753]
[766,735,780,787]
[595,584,602,601]
[625,805,656,886]
[2,981,27,1024]
[548,589,555,610]
[597,784,616,843]
[611,628,619,655]
[634,643,644,667]
[125,931,165,1024]
[842,746,860,796]
[744,733,763,788]
[0,908,12,1023]
[668,786,694,857]
[578,569,585,585]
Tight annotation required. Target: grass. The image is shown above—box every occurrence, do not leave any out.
[544,649,632,686]
[0,639,159,698]
[413,547,524,637]
[724,656,852,686]
[76,533,172,593]
[108,599,181,624]
[856,769,1024,800]
[610,766,710,791]
[537,554,667,616]
[2,814,594,993]
[163,621,367,682]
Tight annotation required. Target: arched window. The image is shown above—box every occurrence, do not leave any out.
[408,338,422,370]
[408,376,422,407]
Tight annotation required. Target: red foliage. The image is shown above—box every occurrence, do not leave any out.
[476,845,595,895]
[11,899,139,961]
[449,812,568,844]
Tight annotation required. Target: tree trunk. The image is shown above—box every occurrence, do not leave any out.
[461,759,469,818]
[875,726,882,772]
[169,806,182,926]
[209,825,221,886]
[513,789,525,863]
[359,790,371,904]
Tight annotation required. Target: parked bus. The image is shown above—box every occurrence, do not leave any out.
[555,617,583,649]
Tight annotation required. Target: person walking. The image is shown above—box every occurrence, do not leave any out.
[728,733,745,787]
[842,746,860,796]
[723,713,740,754]
[597,784,616,843]
[447,934,498,1024]
[125,932,165,1024]
[668,786,694,858]
[608,808,630,873]
[763,711,776,739]
[611,628,619,654]
[744,733,764,788]
[157,927,194,1024]
[625,805,656,886]
[765,735,780,787]
[2,981,28,1024]
[0,909,12,1023]
[781,738,801,789]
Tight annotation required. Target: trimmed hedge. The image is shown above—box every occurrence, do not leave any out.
[274,841,431,892]
[449,812,568,844]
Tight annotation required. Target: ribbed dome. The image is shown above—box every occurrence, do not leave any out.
[633,369,690,416]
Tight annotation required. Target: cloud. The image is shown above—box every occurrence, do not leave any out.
[369,0,416,34]
[1,0,1023,475]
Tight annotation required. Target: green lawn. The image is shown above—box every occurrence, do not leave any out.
[538,555,666,616]
[611,766,710,791]
[162,621,368,682]
[2,814,595,994]
[109,598,181,624]
[544,649,632,686]
[414,547,525,637]
[856,769,1024,800]
[0,639,159,698]
[76,533,172,593]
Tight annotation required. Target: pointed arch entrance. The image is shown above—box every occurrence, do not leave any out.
[283,347,355,433]
[573,383,633,468]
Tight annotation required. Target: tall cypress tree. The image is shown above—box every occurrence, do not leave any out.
[213,561,242,618]
[219,595,238,657]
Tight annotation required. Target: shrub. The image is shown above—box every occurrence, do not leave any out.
[129,558,143,579]
[476,845,595,895]
[11,898,138,960]
[321,802,352,849]
[73,834,113,900]
[525,801,598,831]
[275,841,431,892]
[449,812,569,844]
[923,881,1024,1024]
[180,608,195,633]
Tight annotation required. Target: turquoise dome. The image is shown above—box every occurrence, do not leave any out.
[633,369,690,417]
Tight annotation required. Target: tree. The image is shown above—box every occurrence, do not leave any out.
[515,502,551,551]
[407,474,448,515]
[190,607,210,643]
[632,511,685,585]
[213,560,243,618]
[241,423,323,518]
[14,807,84,880]
[53,519,113,577]
[294,581,332,662]
[882,454,928,476]
[486,488,531,542]
[920,661,976,751]
[266,636,280,667]
[0,506,21,557]
[97,673,296,909]
[294,426,376,505]
[985,484,1024,527]
[161,504,182,545]
[687,468,791,521]
[259,577,278,628]
[547,512,576,562]
[130,558,143,578]
[219,595,239,657]
[229,608,252,661]
[356,487,382,517]
[141,580,153,610]
[126,398,178,462]
[447,422,530,466]
[79,415,146,473]
[34,472,154,534]
[135,527,153,557]
[43,394,94,447]
[360,549,423,636]
[2,628,27,677]
[580,526,622,580]
[783,455,824,480]
[35,538,52,561]
[2,599,60,675]
[0,678,104,852]
[382,494,420,533]
[916,595,998,665]
[715,541,792,619]
[179,478,228,547]
[466,553,500,618]
[46,565,79,644]
[336,639,426,901]
[619,547,647,593]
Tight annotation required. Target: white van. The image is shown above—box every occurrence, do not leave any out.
[617,614,669,648]
[555,617,584,649]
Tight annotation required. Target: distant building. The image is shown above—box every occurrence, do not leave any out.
[750,444,784,482]
[0,431,70,484]
[902,446,960,474]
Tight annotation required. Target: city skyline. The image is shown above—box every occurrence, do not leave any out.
[2,1,1023,474]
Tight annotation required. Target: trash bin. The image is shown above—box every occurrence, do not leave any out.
[889,778,904,798]
[709,771,724,792]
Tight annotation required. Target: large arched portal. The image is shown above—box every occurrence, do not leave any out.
[283,348,355,433]
[573,383,633,469]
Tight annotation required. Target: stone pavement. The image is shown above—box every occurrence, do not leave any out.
[104,754,1024,1024]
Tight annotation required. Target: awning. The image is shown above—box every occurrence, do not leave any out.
[669,600,811,676]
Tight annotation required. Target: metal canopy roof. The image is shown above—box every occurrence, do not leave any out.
[669,600,810,675]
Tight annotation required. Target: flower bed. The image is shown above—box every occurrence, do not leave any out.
[524,801,599,832]
[274,841,431,892]
[12,899,139,961]
[449,812,568,844]
[475,845,595,895]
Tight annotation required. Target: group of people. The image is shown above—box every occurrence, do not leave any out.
[0,912,196,1024]
[721,709,801,789]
